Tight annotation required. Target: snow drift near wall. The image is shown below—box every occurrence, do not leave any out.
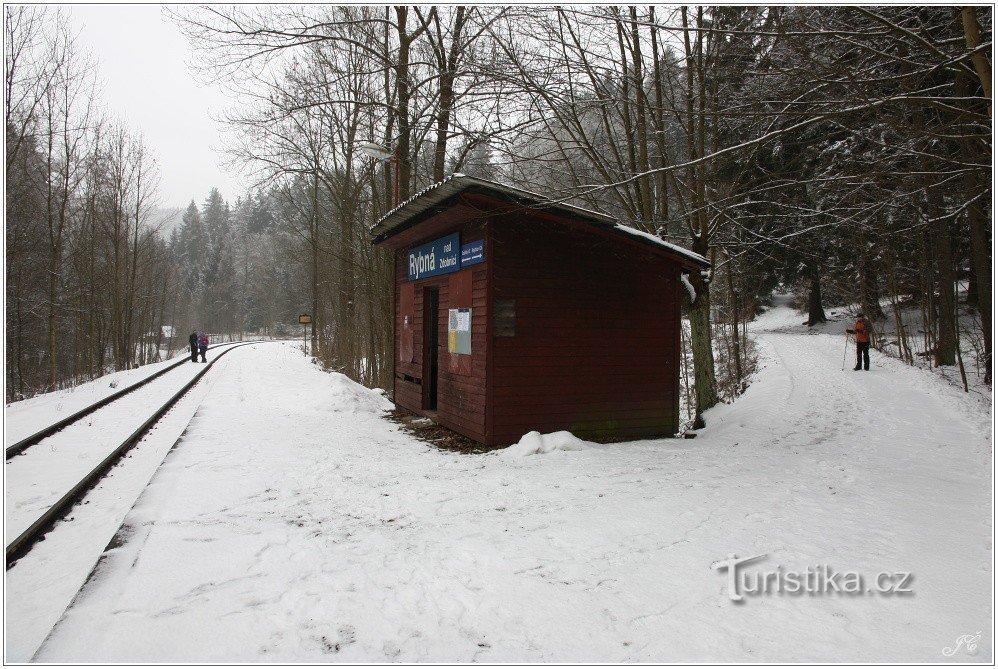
[324,374,394,414]
[501,430,590,458]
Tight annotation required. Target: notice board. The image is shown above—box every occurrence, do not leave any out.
[448,307,472,355]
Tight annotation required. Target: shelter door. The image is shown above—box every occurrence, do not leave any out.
[422,287,440,410]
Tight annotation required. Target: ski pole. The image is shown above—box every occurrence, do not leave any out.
[841,333,850,371]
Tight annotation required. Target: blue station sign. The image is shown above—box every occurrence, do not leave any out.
[408,233,460,280]
[461,239,484,267]
[407,234,487,281]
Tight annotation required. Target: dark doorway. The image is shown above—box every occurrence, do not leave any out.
[422,287,440,410]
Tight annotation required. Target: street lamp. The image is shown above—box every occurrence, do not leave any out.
[357,141,400,207]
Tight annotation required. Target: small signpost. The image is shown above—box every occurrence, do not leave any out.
[299,313,312,355]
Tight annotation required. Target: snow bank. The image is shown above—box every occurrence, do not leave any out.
[502,430,590,457]
[324,373,393,414]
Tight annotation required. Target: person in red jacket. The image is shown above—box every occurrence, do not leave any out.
[847,312,873,371]
[198,332,209,362]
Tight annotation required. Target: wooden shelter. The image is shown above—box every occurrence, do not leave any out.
[371,175,710,446]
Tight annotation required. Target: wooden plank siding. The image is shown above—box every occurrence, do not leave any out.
[489,215,681,445]
[386,190,687,447]
[393,220,490,442]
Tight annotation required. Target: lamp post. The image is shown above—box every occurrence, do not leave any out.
[357,141,400,207]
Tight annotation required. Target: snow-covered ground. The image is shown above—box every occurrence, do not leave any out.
[785,291,991,400]
[4,343,282,661]
[5,356,183,447]
[7,349,237,545]
[5,341,255,446]
[9,303,992,662]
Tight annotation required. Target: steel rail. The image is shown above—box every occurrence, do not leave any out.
[5,341,269,569]
[6,341,263,459]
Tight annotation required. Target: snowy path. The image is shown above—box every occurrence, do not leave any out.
[22,316,992,662]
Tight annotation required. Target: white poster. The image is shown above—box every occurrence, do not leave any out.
[448,308,472,355]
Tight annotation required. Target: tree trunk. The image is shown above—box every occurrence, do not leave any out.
[648,8,669,227]
[966,195,991,381]
[124,169,142,368]
[857,227,885,319]
[966,266,979,306]
[628,7,653,223]
[687,270,718,429]
[961,7,992,113]
[680,7,719,428]
[394,7,419,201]
[954,63,991,383]
[806,267,827,326]
[431,6,465,183]
[920,229,937,358]
[310,170,320,354]
[930,189,957,367]
[47,246,58,391]
[727,257,742,388]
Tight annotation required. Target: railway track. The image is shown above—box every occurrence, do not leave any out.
[6,341,248,459]
[5,340,277,569]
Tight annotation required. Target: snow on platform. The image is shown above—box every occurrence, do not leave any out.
[20,319,993,662]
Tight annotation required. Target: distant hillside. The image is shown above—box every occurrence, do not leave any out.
[148,207,183,239]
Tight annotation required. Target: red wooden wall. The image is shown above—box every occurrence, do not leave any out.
[393,219,490,442]
[388,193,684,446]
[488,215,681,445]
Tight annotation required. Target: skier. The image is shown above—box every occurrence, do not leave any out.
[198,332,209,363]
[189,331,199,363]
[846,312,873,371]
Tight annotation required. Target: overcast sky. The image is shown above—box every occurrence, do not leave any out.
[68,5,243,210]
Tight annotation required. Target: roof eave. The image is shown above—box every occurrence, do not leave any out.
[370,174,710,270]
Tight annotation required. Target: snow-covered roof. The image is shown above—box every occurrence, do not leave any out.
[371,174,709,269]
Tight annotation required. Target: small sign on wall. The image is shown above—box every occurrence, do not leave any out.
[460,239,484,266]
[448,307,472,354]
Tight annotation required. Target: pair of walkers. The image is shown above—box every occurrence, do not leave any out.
[188,331,209,363]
